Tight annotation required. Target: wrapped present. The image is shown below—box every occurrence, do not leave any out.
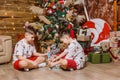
[77,34,90,41]
[87,52,92,62]
[101,52,111,63]
[110,31,120,37]
[79,29,91,36]
[91,53,101,64]
[88,52,101,64]
[88,52,111,64]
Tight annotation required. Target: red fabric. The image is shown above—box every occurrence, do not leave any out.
[13,56,38,70]
[67,24,72,29]
[27,56,38,61]
[56,53,77,70]
[94,23,110,44]
[58,0,65,4]
[66,59,77,70]
[13,60,21,70]
[82,20,110,45]
[67,23,75,39]
[70,29,75,39]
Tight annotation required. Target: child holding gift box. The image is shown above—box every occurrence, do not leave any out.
[48,30,86,70]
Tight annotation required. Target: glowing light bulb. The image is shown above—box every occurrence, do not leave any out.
[11,16,14,18]
[11,22,14,25]
[34,15,37,18]
[4,12,7,15]
[4,26,6,28]
[13,27,16,30]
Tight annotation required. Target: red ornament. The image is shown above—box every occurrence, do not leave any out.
[46,8,56,14]
[67,23,72,29]
[70,29,75,39]
[58,0,66,4]
[67,23,75,38]
[48,27,53,32]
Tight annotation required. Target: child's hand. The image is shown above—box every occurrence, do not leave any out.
[47,60,55,67]
[38,53,48,57]
[52,55,57,58]
[50,55,56,62]
[52,58,57,62]
[43,53,48,56]
[47,57,55,62]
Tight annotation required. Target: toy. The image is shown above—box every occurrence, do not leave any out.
[47,46,51,59]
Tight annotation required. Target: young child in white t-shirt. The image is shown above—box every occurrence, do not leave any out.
[48,30,86,70]
[13,26,47,71]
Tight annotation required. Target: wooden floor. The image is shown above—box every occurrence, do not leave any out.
[0,62,120,80]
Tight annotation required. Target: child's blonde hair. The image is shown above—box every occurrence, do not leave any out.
[25,26,36,35]
[60,29,70,38]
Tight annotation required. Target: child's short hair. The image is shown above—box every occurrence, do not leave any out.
[25,26,36,35]
[60,29,70,38]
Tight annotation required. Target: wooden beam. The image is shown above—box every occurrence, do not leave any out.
[113,0,117,31]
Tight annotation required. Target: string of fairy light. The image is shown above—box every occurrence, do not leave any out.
[3,12,16,31]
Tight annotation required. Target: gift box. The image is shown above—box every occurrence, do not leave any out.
[79,29,91,36]
[88,52,101,64]
[101,52,111,63]
[88,52,111,64]
[77,34,90,41]
[91,53,101,64]
[87,52,92,62]
[110,31,120,37]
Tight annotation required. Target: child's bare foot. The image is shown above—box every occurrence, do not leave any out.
[38,62,47,68]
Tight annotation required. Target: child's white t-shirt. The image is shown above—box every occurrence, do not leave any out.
[64,39,85,69]
[13,38,36,63]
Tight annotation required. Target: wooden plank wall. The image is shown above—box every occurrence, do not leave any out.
[85,0,114,29]
[0,0,34,46]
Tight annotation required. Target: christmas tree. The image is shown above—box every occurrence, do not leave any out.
[25,0,86,52]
